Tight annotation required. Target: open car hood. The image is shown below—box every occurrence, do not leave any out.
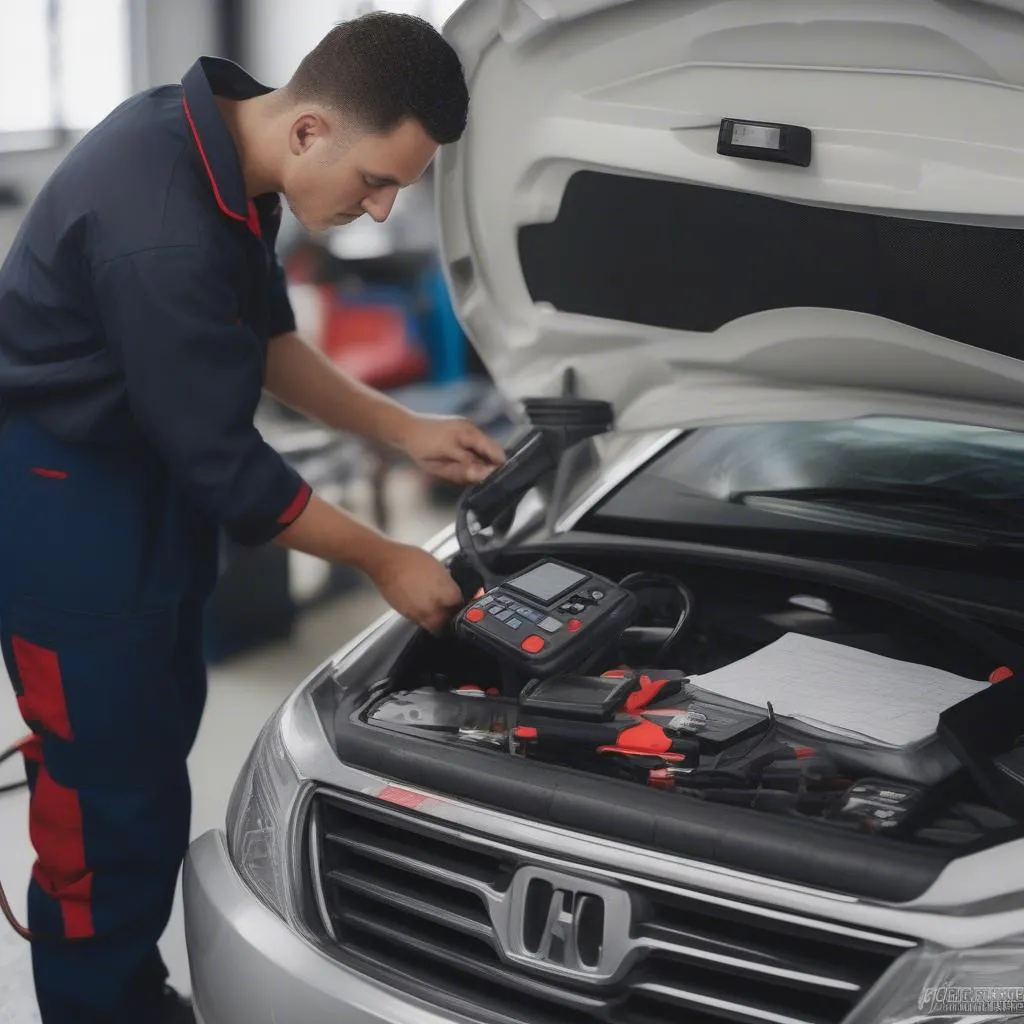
[436,0,1024,434]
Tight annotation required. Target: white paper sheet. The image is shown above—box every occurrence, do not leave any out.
[687,633,989,748]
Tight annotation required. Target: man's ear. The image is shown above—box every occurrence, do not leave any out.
[290,112,328,156]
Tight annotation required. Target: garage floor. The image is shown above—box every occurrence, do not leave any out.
[0,470,453,1022]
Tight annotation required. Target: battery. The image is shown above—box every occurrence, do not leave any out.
[643,698,771,753]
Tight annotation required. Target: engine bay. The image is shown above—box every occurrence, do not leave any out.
[359,549,1024,854]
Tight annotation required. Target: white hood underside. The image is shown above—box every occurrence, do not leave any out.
[437,0,1024,433]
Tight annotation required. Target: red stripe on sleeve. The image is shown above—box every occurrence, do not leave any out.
[277,482,312,526]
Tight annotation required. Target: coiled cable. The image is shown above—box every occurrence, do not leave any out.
[618,571,695,666]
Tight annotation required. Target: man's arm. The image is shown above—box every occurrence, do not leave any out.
[265,330,416,448]
[95,249,314,545]
[94,247,463,631]
[274,493,463,632]
[265,329,506,483]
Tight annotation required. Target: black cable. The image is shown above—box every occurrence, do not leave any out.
[0,739,28,794]
[454,397,614,592]
[455,490,499,592]
[617,571,695,666]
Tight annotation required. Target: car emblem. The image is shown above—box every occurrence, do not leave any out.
[492,866,634,983]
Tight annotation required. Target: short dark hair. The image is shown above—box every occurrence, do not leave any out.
[287,12,469,145]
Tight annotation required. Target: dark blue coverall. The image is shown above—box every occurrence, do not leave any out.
[0,57,312,1022]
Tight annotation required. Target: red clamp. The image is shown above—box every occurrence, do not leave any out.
[623,671,688,714]
[596,719,699,762]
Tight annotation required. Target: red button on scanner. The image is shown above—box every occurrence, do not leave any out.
[567,619,582,633]
[466,607,485,623]
[521,635,546,654]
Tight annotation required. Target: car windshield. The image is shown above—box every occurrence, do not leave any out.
[652,418,1024,498]
[626,417,1024,537]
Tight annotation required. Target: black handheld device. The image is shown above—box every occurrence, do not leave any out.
[455,559,638,677]
[518,672,642,721]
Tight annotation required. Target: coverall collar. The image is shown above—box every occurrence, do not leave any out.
[181,57,274,224]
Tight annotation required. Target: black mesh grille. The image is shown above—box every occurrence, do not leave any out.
[518,171,1024,359]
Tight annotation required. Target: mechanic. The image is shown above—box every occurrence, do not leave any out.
[0,13,503,1024]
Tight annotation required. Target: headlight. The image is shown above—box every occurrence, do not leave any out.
[225,702,306,923]
[847,938,1024,1023]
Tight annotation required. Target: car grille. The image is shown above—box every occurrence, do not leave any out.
[309,791,915,1024]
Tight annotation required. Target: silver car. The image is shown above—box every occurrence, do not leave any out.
[184,1,1024,1021]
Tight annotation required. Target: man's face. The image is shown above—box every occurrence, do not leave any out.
[281,113,438,233]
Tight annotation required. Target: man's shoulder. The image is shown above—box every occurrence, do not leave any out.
[60,85,191,186]
[42,85,216,262]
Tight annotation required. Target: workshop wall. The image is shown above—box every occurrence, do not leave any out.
[0,0,219,260]
[0,0,465,259]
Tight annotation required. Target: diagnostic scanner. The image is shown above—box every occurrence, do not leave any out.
[455,559,638,677]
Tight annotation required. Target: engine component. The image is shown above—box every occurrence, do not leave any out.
[826,778,932,836]
[517,671,645,721]
[643,697,772,753]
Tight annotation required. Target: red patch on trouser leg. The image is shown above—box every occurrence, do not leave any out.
[12,638,93,937]
[12,637,73,741]
[19,734,43,763]
[29,764,94,939]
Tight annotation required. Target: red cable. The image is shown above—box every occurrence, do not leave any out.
[0,877,33,941]
[0,737,42,942]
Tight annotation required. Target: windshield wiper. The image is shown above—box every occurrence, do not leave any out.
[730,484,1024,534]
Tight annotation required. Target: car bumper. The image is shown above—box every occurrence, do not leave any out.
[183,829,474,1024]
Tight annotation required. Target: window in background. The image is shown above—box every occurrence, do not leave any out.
[0,0,131,143]
[58,0,131,131]
[0,0,53,135]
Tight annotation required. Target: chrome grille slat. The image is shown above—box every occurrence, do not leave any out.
[326,867,494,941]
[633,981,821,1024]
[334,907,613,1016]
[637,928,862,994]
[639,884,915,951]
[322,828,501,895]
[311,791,915,1024]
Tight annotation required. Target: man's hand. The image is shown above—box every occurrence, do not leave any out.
[275,495,465,632]
[400,414,506,485]
[265,335,506,486]
[365,541,465,633]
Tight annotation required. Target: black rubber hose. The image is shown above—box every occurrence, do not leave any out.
[0,739,27,795]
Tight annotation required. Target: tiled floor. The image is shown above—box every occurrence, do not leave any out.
[0,470,453,1022]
